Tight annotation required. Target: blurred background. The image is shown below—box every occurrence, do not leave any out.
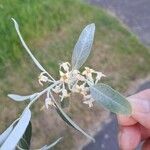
[0,0,150,149]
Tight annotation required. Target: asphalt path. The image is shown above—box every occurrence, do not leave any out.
[88,0,150,46]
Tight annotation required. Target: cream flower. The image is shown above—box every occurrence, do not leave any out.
[60,62,70,72]
[73,84,88,96]
[76,74,85,81]
[96,72,106,81]
[82,67,95,75]
[45,97,54,109]
[61,89,70,98]
[38,72,48,86]
[52,85,61,93]
[83,98,95,108]
[59,71,70,83]
[83,94,91,100]
[82,67,95,82]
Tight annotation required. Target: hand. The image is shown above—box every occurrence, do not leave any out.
[117,89,150,150]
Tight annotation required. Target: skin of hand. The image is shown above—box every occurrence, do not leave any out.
[117,89,150,150]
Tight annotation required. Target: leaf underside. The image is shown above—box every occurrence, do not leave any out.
[1,108,31,150]
[90,83,132,115]
[72,23,95,69]
[0,119,19,146]
[17,121,32,150]
[8,93,37,102]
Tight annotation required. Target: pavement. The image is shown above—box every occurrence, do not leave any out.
[88,0,150,46]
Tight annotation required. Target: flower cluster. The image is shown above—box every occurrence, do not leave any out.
[38,62,105,108]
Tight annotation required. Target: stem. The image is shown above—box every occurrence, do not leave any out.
[27,81,60,108]
[12,18,55,82]
[50,91,64,107]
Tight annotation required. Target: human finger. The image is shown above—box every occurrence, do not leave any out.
[118,124,141,150]
[142,138,150,150]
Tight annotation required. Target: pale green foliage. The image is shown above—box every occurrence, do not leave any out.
[72,23,95,69]
[8,93,38,102]
[90,83,132,114]
[1,108,31,150]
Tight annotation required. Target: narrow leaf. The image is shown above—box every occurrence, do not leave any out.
[11,18,47,73]
[90,83,132,115]
[40,137,63,150]
[0,119,19,146]
[54,100,95,142]
[1,108,31,150]
[8,93,38,102]
[72,23,95,69]
[17,122,32,149]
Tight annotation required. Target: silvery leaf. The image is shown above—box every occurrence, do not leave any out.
[16,122,32,150]
[40,137,63,150]
[8,93,38,102]
[54,100,95,142]
[72,23,95,69]
[0,119,19,146]
[11,18,47,73]
[1,108,31,150]
[90,83,132,115]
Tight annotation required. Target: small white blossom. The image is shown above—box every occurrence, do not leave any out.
[83,98,95,108]
[83,94,91,100]
[95,72,106,83]
[73,84,88,96]
[82,67,95,82]
[52,85,61,93]
[62,89,70,98]
[76,74,85,81]
[38,72,48,86]
[60,62,70,72]
[82,67,95,76]
[59,71,69,83]
[45,97,54,109]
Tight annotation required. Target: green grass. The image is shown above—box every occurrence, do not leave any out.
[0,0,150,149]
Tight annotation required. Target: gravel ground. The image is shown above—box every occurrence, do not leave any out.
[88,0,150,46]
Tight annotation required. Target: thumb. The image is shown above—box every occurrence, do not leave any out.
[129,89,150,129]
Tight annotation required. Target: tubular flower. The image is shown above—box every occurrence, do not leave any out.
[82,67,95,82]
[52,85,61,93]
[95,72,106,84]
[83,98,95,108]
[61,88,70,98]
[38,72,49,86]
[59,71,70,83]
[82,67,95,76]
[73,84,88,96]
[45,97,54,109]
[60,62,70,72]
